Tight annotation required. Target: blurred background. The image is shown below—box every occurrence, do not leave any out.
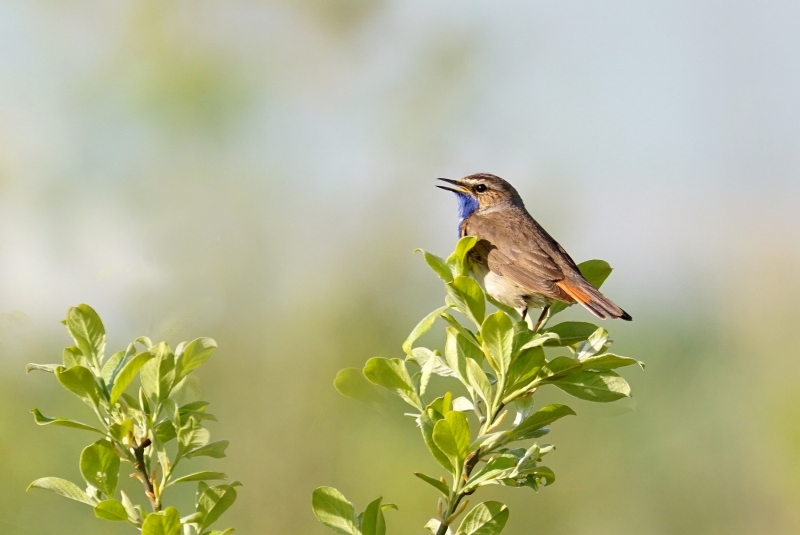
[1,1,800,533]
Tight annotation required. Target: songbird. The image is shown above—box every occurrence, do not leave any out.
[437,173,631,329]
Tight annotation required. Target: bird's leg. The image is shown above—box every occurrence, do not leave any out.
[520,307,528,321]
[532,306,550,333]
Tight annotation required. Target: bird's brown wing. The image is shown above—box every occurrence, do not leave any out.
[464,211,573,302]
[465,210,632,320]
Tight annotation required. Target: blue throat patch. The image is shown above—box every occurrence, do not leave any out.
[454,192,479,231]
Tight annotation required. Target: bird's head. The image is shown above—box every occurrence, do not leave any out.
[437,173,523,220]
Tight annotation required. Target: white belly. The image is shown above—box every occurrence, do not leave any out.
[471,262,551,311]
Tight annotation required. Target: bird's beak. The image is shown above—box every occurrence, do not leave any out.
[436,178,470,194]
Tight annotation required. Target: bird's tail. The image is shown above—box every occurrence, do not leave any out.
[556,279,632,321]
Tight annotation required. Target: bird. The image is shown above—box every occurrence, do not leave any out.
[437,173,631,330]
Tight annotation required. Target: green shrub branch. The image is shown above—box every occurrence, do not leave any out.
[26,304,240,535]
[314,238,643,535]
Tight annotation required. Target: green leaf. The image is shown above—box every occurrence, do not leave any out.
[511,322,535,354]
[334,368,382,403]
[135,336,153,349]
[139,357,158,400]
[513,395,537,424]
[414,472,449,496]
[202,530,236,535]
[550,260,612,315]
[504,347,545,394]
[480,311,514,376]
[155,343,177,396]
[456,501,509,535]
[311,487,359,535]
[466,359,493,409]
[176,337,217,380]
[581,353,644,371]
[518,332,560,350]
[508,404,576,442]
[427,393,452,417]
[121,392,139,410]
[139,387,151,414]
[441,313,482,350]
[181,400,211,414]
[155,420,177,443]
[55,366,100,406]
[198,484,240,532]
[186,440,229,459]
[363,357,422,410]
[65,304,106,367]
[178,419,211,458]
[100,351,127,383]
[432,411,471,465]
[141,344,176,402]
[539,356,582,381]
[80,440,120,497]
[526,466,555,486]
[170,471,227,486]
[578,259,613,290]
[30,408,104,434]
[543,322,599,346]
[142,507,182,535]
[576,328,609,360]
[415,249,454,282]
[120,490,140,523]
[420,408,454,473]
[419,352,437,399]
[446,236,478,276]
[403,306,451,354]
[452,396,474,412]
[408,348,457,379]
[444,328,482,386]
[25,363,61,373]
[108,419,134,442]
[464,457,517,489]
[94,499,129,522]
[362,496,389,535]
[27,477,94,505]
[552,371,631,402]
[62,346,85,367]
[447,276,486,326]
[110,351,154,404]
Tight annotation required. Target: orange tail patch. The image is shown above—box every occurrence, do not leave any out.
[556,281,591,304]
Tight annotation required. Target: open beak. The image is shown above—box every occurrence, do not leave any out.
[436,178,470,194]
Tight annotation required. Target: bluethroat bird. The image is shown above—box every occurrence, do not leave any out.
[438,173,632,329]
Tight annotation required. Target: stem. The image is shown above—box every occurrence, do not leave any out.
[133,438,160,512]
[436,301,546,534]
[435,451,481,535]
[436,399,506,535]
[502,377,543,405]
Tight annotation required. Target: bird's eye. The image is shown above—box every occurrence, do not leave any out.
[474,184,488,193]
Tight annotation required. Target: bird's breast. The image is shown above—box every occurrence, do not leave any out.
[470,260,548,310]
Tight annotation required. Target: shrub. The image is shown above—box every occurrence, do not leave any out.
[26,304,239,535]
[314,237,642,535]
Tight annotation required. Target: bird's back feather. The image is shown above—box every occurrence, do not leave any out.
[464,206,631,321]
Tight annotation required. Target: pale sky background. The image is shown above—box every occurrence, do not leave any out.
[1,2,799,534]
[1,1,799,325]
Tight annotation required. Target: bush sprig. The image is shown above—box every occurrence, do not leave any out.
[314,237,642,535]
[27,304,239,535]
